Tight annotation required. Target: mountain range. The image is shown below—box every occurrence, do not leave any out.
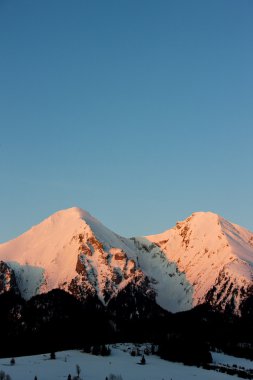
[0,207,252,316]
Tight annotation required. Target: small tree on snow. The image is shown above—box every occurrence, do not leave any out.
[108,375,123,380]
[50,352,56,360]
[76,364,81,378]
[140,355,146,365]
[0,372,12,380]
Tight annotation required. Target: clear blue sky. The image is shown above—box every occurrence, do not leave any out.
[0,0,253,242]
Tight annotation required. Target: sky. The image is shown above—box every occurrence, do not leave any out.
[0,0,253,242]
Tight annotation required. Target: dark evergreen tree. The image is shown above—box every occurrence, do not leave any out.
[50,352,56,360]
[83,344,91,353]
[91,344,100,355]
[0,373,12,380]
[76,364,81,378]
[140,355,146,365]
[101,344,111,356]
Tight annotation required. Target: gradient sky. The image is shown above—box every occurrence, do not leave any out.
[0,0,253,242]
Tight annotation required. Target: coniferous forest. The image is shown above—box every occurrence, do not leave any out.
[1,288,253,366]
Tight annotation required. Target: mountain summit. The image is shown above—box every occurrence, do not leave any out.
[0,208,252,315]
[147,211,253,314]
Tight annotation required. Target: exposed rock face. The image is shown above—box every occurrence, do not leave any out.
[0,261,19,295]
[205,261,252,314]
[67,237,153,305]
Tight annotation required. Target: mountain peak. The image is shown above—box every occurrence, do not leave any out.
[180,211,221,228]
[147,211,221,243]
[147,210,253,313]
[191,210,220,219]
[47,206,91,221]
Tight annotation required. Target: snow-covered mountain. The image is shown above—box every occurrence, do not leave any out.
[146,212,253,314]
[0,207,191,312]
[0,208,252,315]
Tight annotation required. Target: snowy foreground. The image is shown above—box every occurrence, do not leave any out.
[1,344,252,380]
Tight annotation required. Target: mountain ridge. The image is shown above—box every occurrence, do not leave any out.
[0,207,252,315]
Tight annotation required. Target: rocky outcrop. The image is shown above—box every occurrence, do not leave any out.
[0,261,20,295]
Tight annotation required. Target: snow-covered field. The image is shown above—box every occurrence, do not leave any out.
[212,350,253,370]
[0,344,250,380]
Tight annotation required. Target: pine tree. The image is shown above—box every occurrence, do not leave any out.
[50,352,56,360]
[141,355,146,365]
[76,364,81,378]
[0,373,12,380]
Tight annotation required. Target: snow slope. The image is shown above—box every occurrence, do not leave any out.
[0,208,90,299]
[0,345,240,380]
[131,237,192,312]
[212,351,253,370]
